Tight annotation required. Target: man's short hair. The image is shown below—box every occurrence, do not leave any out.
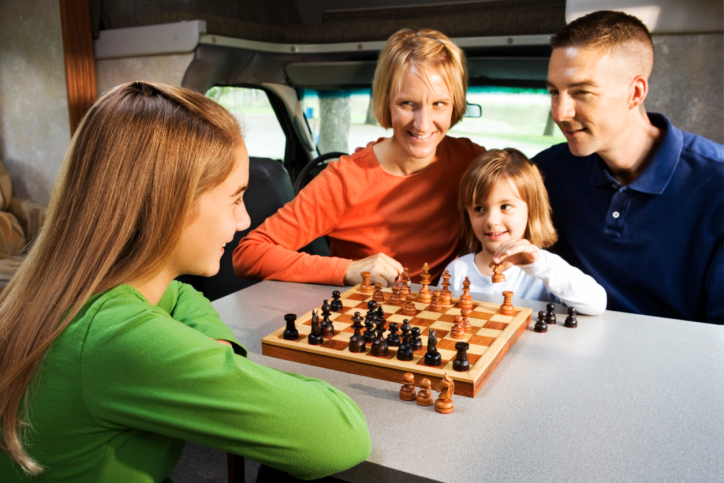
[551,10,654,77]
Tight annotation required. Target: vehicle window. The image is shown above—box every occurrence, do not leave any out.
[301,87,564,158]
[206,86,286,160]
[450,87,565,158]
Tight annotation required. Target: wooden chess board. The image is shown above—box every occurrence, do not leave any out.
[261,285,532,397]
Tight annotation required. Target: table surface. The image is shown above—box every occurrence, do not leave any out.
[212,281,724,483]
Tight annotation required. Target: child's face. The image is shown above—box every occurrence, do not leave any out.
[468,177,529,256]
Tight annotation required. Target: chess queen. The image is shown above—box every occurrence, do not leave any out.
[234,28,486,288]
[0,82,370,480]
[443,149,607,315]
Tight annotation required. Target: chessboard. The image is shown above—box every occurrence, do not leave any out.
[261,283,532,398]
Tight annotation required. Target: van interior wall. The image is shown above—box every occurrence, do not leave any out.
[648,33,723,144]
[0,0,70,205]
[95,54,195,98]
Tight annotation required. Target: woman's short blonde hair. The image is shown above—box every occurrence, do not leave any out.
[372,28,467,129]
[459,148,558,253]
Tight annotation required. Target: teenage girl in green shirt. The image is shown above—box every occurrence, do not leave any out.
[0,82,371,481]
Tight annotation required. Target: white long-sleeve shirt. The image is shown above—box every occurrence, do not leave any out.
[443,250,607,315]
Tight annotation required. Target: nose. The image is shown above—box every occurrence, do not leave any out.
[551,93,575,123]
[413,105,432,132]
[236,202,251,232]
[484,209,500,228]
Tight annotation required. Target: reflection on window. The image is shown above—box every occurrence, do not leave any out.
[301,87,565,158]
[206,86,286,160]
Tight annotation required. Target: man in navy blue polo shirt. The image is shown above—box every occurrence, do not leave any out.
[534,11,723,324]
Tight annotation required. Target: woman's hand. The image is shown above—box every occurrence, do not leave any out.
[344,253,403,287]
[492,239,540,266]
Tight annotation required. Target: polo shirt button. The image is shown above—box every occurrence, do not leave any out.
[611,183,618,189]
[612,211,620,218]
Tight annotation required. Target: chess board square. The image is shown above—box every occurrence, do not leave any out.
[354,301,370,309]
[437,313,456,323]
[429,320,453,331]
[469,311,493,320]
[342,326,356,333]
[341,298,359,308]
[467,344,488,356]
[416,310,443,320]
[421,328,448,339]
[332,332,352,341]
[409,317,435,327]
[490,313,515,322]
[475,327,503,338]
[468,335,497,347]
[386,313,408,324]
[379,304,399,315]
[437,338,471,350]
[465,317,488,328]
[322,339,349,350]
[484,320,509,331]
[347,294,369,301]
[334,314,354,324]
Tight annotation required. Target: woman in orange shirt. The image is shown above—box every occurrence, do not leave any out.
[234,28,485,286]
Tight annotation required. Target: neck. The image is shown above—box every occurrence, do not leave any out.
[598,111,663,186]
[128,267,177,305]
[373,137,437,176]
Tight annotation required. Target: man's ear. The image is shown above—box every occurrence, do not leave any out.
[629,75,648,110]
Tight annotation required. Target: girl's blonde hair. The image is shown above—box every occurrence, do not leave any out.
[372,28,467,129]
[459,148,557,252]
[0,81,243,475]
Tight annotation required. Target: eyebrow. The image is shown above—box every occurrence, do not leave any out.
[546,80,599,89]
[231,185,248,197]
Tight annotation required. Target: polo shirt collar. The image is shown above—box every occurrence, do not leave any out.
[590,113,682,194]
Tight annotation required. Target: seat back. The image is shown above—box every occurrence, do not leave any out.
[179,156,329,301]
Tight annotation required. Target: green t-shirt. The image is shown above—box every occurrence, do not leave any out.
[0,282,370,482]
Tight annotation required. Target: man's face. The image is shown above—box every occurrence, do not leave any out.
[547,46,633,158]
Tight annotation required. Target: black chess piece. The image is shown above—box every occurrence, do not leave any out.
[564,307,578,328]
[546,303,557,324]
[424,329,442,366]
[453,342,470,372]
[534,310,548,333]
[376,306,385,321]
[321,299,331,317]
[308,310,323,345]
[397,326,413,361]
[400,319,411,337]
[374,315,386,337]
[370,329,389,357]
[330,290,343,312]
[283,313,299,340]
[348,324,366,352]
[322,312,334,337]
[367,300,378,313]
[410,327,423,351]
[386,322,401,347]
[363,315,376,343]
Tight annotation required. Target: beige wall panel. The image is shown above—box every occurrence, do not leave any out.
[95,53,195,97]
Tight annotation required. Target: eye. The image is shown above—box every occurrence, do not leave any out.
[472,205,484,213]
[547,88,558,97]
[433,101,447,107]
[501,203,512,211]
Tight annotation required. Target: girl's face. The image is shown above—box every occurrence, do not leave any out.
[170,143,251,278]
[388,62,454,163]
[467,176,529,256]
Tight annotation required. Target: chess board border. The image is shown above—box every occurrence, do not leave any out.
[261,285,532,397]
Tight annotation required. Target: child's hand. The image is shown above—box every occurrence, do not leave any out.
[492,239,540,266]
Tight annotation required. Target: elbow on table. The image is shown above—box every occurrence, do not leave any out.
[291,422,371,480]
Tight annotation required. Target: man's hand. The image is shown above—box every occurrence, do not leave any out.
[492,239,540,266]
[344,253,403,286]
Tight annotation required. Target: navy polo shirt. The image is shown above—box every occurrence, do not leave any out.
[534,113,723,324]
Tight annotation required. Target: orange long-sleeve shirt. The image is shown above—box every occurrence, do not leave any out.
[233,136,485,285]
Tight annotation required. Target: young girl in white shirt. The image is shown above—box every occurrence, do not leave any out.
[443,148,606,315]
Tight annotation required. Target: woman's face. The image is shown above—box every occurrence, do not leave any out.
[388,63,454,163]
[171,143,251,278]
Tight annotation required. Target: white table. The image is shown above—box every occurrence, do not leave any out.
[213,281,724,483]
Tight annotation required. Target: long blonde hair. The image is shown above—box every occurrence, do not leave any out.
[0,81,243,474]
[459,148,557,252]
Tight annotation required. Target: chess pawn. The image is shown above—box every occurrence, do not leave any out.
[386,322,401,347]
[372,282,385,302]
[329,290,343,312]
[534,311,548,333]
[564,307,578,328]
[429,291,443,312]
[434,373,455,414]
[402,299,416,316]
[389,285,402,304]
[400,372,417,401]
[462,316,472,334]
[410,327,423,351]
[400,284,410,300]
[359,271,374,294]
[451,315,466,340]
[546,303,557,324]
[416,378,434,406]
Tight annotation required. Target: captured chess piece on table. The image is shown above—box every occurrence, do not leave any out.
[434,373,455,414]
[400,372,416,401]
[564,307,578,328]
[416,378,434,406]
[534,311,548,333]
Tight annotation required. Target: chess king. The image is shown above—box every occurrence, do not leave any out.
[534,11,723,323]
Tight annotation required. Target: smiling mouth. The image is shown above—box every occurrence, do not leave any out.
[486,231,507,238]
[408,131,435,141]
